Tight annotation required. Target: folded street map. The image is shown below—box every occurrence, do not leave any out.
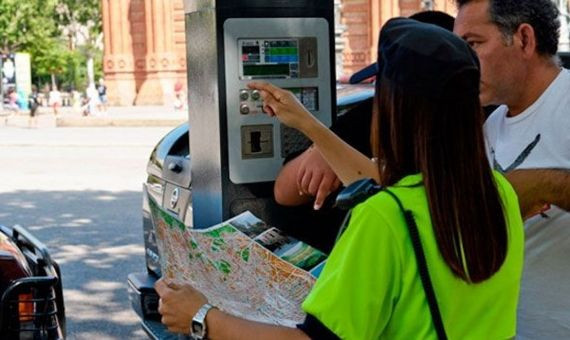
[150,198,327,327]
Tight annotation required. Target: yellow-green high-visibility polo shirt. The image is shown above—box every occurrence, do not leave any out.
[301,172,524,340]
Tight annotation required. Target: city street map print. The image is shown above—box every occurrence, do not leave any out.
[149,198,327,327]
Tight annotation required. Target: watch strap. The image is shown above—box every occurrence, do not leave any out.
[191,303,216,340]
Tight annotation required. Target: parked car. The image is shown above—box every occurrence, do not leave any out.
[127,83,374,339]
[0,224,66,340]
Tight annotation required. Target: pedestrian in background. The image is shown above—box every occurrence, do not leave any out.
[48,86,61,115]
[28,85,39,128]
[173,80,185,111]
[83,84,99,116]
[6,88,19,113]
[97,79,108,114]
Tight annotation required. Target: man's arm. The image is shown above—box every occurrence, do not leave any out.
[274,150,314,207]
[505,168,570,219]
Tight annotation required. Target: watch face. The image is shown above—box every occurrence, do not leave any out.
[192,321,204,336]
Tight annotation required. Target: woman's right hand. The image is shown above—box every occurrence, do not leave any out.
[247,81,317,133]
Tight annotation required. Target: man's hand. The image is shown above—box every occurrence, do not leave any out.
[155,278,208,334]
[274,146,341,209]
[297,146,341,210]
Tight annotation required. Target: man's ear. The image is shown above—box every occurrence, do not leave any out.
[515,23,537,58]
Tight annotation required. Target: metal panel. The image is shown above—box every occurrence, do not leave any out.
[223,18,332,183]
[184,0,215,14]
[186,9,224,227]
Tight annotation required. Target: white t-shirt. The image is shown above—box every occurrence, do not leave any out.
[49,90,62,106]
[484,68,570,339]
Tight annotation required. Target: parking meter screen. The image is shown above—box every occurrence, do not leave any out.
[239,39,299,79]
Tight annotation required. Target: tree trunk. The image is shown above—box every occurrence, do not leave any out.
[51,73,57,90]
[87,56,95,87]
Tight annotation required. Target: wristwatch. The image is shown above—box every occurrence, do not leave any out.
[190,303,216,340]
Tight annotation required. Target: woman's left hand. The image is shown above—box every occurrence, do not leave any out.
[155,278,208,334]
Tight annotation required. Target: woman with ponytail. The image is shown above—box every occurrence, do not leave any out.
[156,18,523,340]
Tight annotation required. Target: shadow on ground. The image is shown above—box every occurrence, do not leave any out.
[0,190,149,339]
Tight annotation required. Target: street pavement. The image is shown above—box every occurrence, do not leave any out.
[1,104,187,128]
[0,123,179,338]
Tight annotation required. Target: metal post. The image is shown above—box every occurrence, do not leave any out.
[334,0,346,78]
[185,0,336,228]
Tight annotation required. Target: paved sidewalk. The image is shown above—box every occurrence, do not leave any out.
[0,105,187,128]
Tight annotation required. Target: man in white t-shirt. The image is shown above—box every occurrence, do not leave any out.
[455,0,570,338]
[48,86,62,115]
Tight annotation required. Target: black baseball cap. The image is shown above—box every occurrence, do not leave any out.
[349,11,456,84]
[348,17,480,97]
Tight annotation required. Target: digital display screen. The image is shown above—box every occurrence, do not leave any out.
[243,64,290,77]
[240,39,299,79]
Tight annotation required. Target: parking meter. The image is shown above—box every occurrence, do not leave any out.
[184,0,336,228]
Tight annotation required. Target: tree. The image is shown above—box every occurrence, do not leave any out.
[54,0,103,88]
[0,0,66,90]
[0,0,103,92]
[0,0,59,55]
[33,38,71,89]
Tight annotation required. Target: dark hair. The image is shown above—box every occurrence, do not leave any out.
[409,10,455,32]
[374,71,508,283]
[456,0,560,56]
[370,12,456,158]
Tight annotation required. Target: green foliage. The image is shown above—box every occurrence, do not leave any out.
[93,49,103,83]
[1,0,104,91]
[53,0,104,90]
[63,50,84,91]
[33,39,68,75]
[43,47,103,92]
[31,38,69,87]
[55,0,102,42]
[0,0,59,54]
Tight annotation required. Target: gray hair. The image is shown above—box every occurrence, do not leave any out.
[456,0,560,56]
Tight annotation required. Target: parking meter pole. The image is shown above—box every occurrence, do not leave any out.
[184,0,336,229]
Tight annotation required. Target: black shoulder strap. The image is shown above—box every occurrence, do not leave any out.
[383,189,448,340]
[334,179,447,339]
[334,178,382,242]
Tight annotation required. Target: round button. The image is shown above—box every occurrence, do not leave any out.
[239,90,249,101]
[240,104,250,115]
[251,90,261,101]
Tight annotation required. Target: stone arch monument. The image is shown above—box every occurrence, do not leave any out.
[102,0,186,106]
[101,0,455,105]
